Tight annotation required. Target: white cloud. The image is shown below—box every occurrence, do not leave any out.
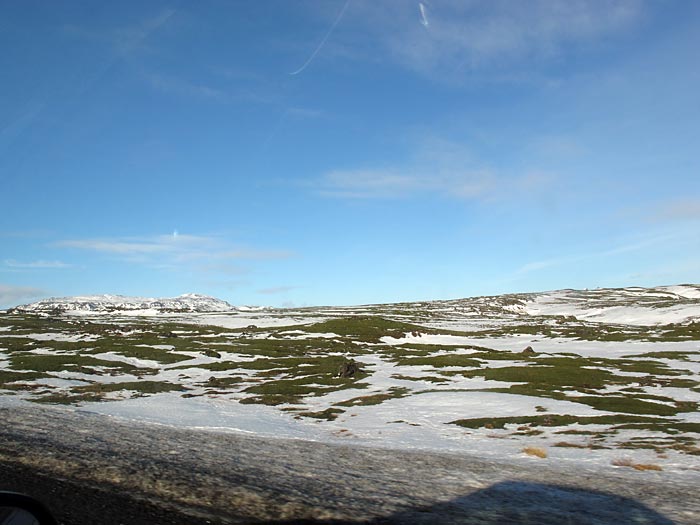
[345,0,643,76]
[317,167,496,199]
[57,239,171,255]
[55,234,292,268]
[4,260,73,269]
[0,284,49,308]
[57,233,220,254]
[314,139,552,201]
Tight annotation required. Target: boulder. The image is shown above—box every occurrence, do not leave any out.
[337,359,362,378]
[521,346,536,356]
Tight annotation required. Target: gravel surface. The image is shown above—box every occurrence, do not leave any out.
[0,403,698,524]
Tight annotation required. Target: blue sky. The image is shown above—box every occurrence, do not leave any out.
[1,0,699,308]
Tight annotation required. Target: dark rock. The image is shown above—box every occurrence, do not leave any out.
[638,376,657,387]
[521,346,536,356]
[337,359,362,378]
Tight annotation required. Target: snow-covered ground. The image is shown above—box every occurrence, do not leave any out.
[78,389,698,477]
[523,285,700,325]
[2,283,700,478]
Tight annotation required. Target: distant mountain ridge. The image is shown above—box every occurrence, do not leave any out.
[10,293,237,314]
[8,284,700,325]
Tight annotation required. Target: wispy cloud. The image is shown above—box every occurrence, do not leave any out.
[313,139,553,201]
[146,73,226,101]
[0,284,50,308]
[286,107,324,119]
[56,238,174,255]
[0,102,47,153]
[516,232,690,275]
[60,9,180,112]
[345,0,643,77]
[54,233,292,269]
[316,168,497,199]
[113,9,176,56]
[64,8,177,57]
[4,260,73,269]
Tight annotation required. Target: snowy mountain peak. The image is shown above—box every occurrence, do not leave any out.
[178,293,208,299]
[11,293,236,314]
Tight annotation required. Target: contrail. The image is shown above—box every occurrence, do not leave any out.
[289,0,351,76]
[419,2,429,27]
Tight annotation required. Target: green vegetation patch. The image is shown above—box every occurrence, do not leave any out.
[0,370,53,386]
[0,315,78,334]
[612,422,700,434]
[553,441,609,450]
[391,374,450,383]
[623,350,700,361]
[245,374,364,395]
[462,360,619,388]
[240,368,370,406]
[92,343,193,364]
[569,395,682,416]
[335,387,410,407]
[32,392,105,404]
[198,376,243,388]
[8,353,146,375]
[29,380,186,405]
[393,354,482,368]
[242,354,369,378]
[75,380,185,395]
[648,322,700,342]
[450,414,665,430]
[185,335,362,360]
[603,358,691,376]
[301,316,432,342]
[296,408,345,421]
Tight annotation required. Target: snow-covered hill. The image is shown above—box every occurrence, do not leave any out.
[364,284,700,329]
[519,284,700,325]
[11,293,236,314]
